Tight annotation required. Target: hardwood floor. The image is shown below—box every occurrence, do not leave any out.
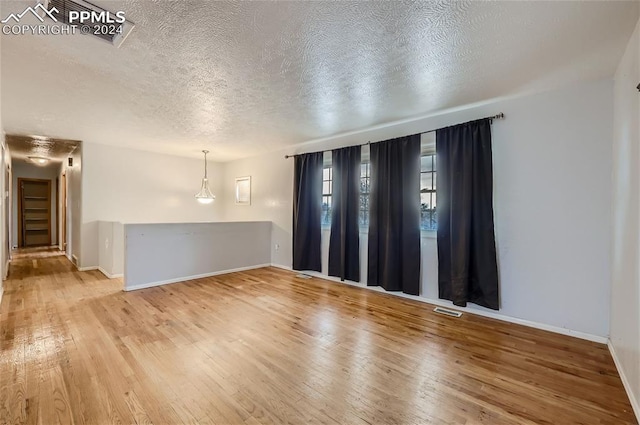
[0,253,636,424]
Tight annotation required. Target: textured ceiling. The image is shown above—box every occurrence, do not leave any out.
[6,134,80,164]
[1,0,638,161]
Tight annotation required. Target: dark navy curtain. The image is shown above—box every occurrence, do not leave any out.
[367,135,421,295]
[436,118,499,310]
[328,145,361,282]
[292,152,323,272]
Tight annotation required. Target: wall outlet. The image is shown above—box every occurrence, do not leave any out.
[274,243,280,251]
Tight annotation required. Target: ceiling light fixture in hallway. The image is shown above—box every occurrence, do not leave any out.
[27,156,49,166]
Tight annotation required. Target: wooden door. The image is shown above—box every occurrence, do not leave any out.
[18,178,51,247]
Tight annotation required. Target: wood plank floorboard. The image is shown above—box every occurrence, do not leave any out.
[0,251,636,424]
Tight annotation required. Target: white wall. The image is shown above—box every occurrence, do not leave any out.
[0,34,6,289]
[112,221,124,277]
[11,161,60,247]
[223,79,614,339]
[610,17,640,418]
[0,32,3,293]
[124,221,271,290]
[221,150,294,267]
[67,146,82,265]
[98,221,113,276]
[0,112,5,296]
[1,143,8,282]
[80,143,224,268]
[58,163,65,251]
[98,221,124,278]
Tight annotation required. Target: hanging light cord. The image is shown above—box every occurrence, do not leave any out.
[202,150,209,178]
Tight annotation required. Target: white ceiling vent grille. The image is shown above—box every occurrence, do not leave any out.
[44,0,134,48]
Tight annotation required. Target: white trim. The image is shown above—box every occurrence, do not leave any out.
[0,287,3,309]
[77,266,98,272]
[4,259,9,280]
[124,263,272,292]
[608,340,640,421]
[418,296,607,343]
[269,264,607,344]
[97,267,123,279]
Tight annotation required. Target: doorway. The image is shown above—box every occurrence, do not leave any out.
[5,135,81,263]
[18,178,52,247]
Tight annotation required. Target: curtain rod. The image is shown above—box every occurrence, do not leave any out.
[284,112,505,159]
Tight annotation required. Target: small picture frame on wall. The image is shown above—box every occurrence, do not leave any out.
[235,176,251,205]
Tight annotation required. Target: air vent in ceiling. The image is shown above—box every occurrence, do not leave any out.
[43,0,134,48]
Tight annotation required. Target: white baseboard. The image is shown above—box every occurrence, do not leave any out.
[4,259,8,280]
[269,264,607,344]
[0,287,3,309]
[608,340,640,421]
[124,263,272,292]
[77,266,98,272]
[97,267,123,279]
[420,296,606,343]
[270,263,292,272]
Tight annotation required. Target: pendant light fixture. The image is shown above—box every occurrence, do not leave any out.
[195,150,215,204]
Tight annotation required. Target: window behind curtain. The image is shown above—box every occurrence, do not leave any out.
[323,162,370,227]
[420,153,437,230]
[322,166,332,226]
[322,149,436,230]
[360,162,370,226]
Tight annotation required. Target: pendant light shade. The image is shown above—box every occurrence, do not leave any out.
[195,150,215,204]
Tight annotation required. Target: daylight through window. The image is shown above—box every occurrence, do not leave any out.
[420,154,437,230]
[322,166,332,226]
[360,162,370,227]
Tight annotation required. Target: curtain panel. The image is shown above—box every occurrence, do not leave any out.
[292,152,323,272]
[436,118,500,310]
[328,145,361,282]
[367,135,421,295]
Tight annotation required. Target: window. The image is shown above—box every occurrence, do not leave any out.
[321,163,370,227]
[323,153,436,230]
[322,166,332,226]
[360,156,436,230]
[360,162,370,226]
[420,154,437,230]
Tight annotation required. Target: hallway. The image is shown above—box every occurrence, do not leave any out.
[11,247,67,260]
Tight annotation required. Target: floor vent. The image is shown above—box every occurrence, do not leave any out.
[434,307,463,318]
[295,273,312,279]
